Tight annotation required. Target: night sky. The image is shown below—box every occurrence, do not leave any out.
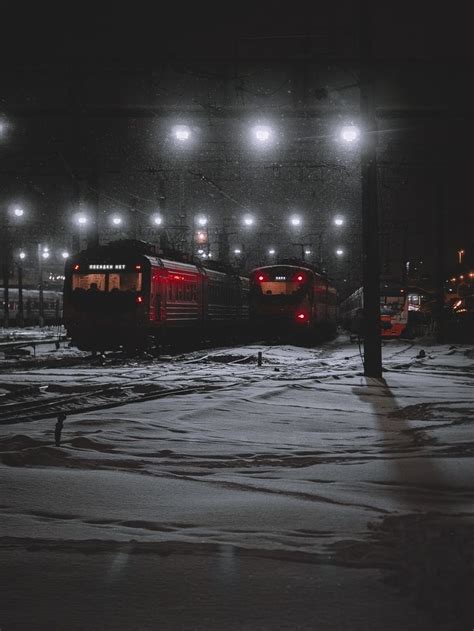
[1,1,472,289]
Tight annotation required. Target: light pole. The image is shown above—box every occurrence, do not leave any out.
[17,251,26,327]
[73,213,89,252]
[2,205,26,327]
[37,244,48,327]
[358,0,382,378]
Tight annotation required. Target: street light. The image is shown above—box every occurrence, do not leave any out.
[111,215,123,226]
[75,213,88,226]
[242,214,255,227]
[196,215,208,227]
[289,215,302,227]
[173,125,191,141]
[151,214,163,226]
[340,124,360,143]
[305,249,311,255]
[12,207,25,218]
[233,248,241,255]
[458,249,465,264]
[61,251,69,259]
[268,248,276,255]
[252,125,272,143]
[334,216,345,227]
[335,248,344,257]
[42,250,50,260]
[19,250,26,260]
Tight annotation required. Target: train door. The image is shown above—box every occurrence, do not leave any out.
[150,267,165,324]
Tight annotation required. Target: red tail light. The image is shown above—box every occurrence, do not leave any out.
[293,271,306,282]
[258,275,265,281]
[296,312,306,321]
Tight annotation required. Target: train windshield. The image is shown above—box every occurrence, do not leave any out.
[72,272,142,293]
[259,281,304,296]
[380,296,405,315]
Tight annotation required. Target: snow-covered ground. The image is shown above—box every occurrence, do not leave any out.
[1,337,473,630]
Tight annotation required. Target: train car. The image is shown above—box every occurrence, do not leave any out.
[340,283,432,338]
[2,289,63,325]
[63,240,249,351]
[249,263,338,341]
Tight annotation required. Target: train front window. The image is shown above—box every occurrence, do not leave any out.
[380,296,404,315]
[72,273,106,291]
[72,272,142,292]
[108,273,142,292]
[259,281,304,296]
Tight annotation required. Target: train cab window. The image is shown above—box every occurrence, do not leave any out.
[259,281,304,296]
[72,273,106,291]
[380,296,405,315]
[72,272,141,293]
[108,273,142,292]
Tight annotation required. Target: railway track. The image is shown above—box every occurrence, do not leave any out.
[0,342,419,425]
[0,382,230,425]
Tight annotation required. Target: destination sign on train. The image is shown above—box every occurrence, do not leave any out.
[88,264,127,270]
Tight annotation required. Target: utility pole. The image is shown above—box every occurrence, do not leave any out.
[1,218,11,328]
[37,243,44,327]
[434,180,446,342]
[360,0,382,378]
[17,258,24,327]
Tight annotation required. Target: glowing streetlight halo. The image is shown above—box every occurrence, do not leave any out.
[242,214,255,227]
[334,216,345,227]
[111,214,123,226]
[253,125,272,143]
[75,213,88,226]
[196,215,208,227]
[340,124,360,143]
[151,214,163,226]
[289,215,302,228]
[173,124,191,142]
[61,251,70,259]
[335,248,344,257]
[268,248,276,255]
[19,251,26,260]
[12,206,25,218]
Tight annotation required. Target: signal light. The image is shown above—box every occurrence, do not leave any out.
[73,264,80,271]
[136,296,143,304]
[258,275,264,281]
[296,312,306,321]
[135,265,141,270]
[297,275,303,281]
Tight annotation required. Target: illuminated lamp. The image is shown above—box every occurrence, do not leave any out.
[296,312,306,320]
[136,296,143,304]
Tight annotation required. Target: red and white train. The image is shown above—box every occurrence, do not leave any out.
[63,240,249,351]
[249,263,338,341]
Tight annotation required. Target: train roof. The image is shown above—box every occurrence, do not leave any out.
[70,240,246,279]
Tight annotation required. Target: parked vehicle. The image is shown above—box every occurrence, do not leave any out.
[249,263,338,342]
[63,240,249,351]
